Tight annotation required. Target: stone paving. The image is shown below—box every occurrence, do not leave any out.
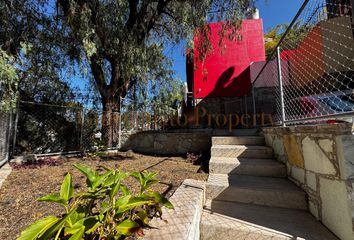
[201,208,292,240]
[143,179,205,240]
[0,163,12,189]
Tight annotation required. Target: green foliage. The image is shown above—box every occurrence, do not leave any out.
[55,0,253,110]
[18,164,173,240]
[151,78,185,116]
[2,0,254,111]
[0,48,18,111]
[1,0,77,106]
[264,23,312,58]
[2,0,254,146]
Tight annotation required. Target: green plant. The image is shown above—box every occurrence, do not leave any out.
[18,164,173,240]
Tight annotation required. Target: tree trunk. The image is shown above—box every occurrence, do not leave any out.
[101,98,120,148]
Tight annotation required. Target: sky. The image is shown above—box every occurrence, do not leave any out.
[166,0,304,83]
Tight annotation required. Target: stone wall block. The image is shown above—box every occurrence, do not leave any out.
[291,166,305,185]
[319,177,354,240]
[306,171,317,191]
[336,135,354,180]
[302,137,337,175]
[283,134,305,168]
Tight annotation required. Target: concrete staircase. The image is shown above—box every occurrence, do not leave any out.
[201,131,338,240]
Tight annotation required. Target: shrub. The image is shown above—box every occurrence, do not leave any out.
[17,164,173,240]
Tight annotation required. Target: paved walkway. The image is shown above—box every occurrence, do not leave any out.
[0,163,12,189]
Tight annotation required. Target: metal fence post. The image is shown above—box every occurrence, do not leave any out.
[118,97,122,149]
[252,85,257,126]
[6,112,13,163]
[11,102,20,157]
[79,108,85,151]
[252,85,256,115]
[276,46,286,127]
[244,95,249,125]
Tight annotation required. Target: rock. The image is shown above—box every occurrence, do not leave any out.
[126,150,134,158]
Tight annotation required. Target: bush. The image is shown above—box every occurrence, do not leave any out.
[17,164,173,240]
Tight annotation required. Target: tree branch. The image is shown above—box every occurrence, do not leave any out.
[126,0,138,29]
[137,0,173,43]
[89,54,107,98]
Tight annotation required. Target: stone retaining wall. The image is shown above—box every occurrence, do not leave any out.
[121,130,212,155]
[121,128,260,155]
[262,123,354,240]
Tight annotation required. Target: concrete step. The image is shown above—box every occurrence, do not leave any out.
[206,174,307,210]
[201,201,338,240]
[209,157,287,177]
[211,145,273,159]
[212,136,265,146]
[212,128,259,136]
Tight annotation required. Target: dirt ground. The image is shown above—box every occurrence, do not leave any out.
[0,151,207,240]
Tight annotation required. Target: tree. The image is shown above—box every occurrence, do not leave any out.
[264,23,311,58]
[0,0,76,105]
[1,1,86,153]
[0,48,18,111]
[2,0,254,147]
[55,0,253,146]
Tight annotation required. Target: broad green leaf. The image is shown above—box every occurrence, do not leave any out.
[17,216,59,240]
[110,180,121,200]
[104,171,128,187]
[65,216,99,236]
[77,190,106,200]
[142,179,159,192]
[120,184,130,196]
[83,217,101,234]
[65,219,85,235]
[100,200,110,214]
[39,209,75,240]
[73,164,97,188]
[132,171,159,193]
[137,210,149,225]
[117,197,153,213]
[68,226,85,240]
[149,192,174,209]
[60,173,73,202]
[66,211,84,228]
[116,219,140,236]
[92,170,113,188]
[130,172,142,180]
[115,172,128,181]
[104,174,116,186]
[114,195,131,208]
[130,172,144,185]
[37,194,66,205]
[144,172,158,181]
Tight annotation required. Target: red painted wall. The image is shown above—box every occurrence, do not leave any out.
[193,19,266,98]
[283,26,325,89]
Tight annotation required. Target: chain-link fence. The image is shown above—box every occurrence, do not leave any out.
[251,0,354,125]
[12,99,180,156]
[0,111,14,166]
[14,102,82,155]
